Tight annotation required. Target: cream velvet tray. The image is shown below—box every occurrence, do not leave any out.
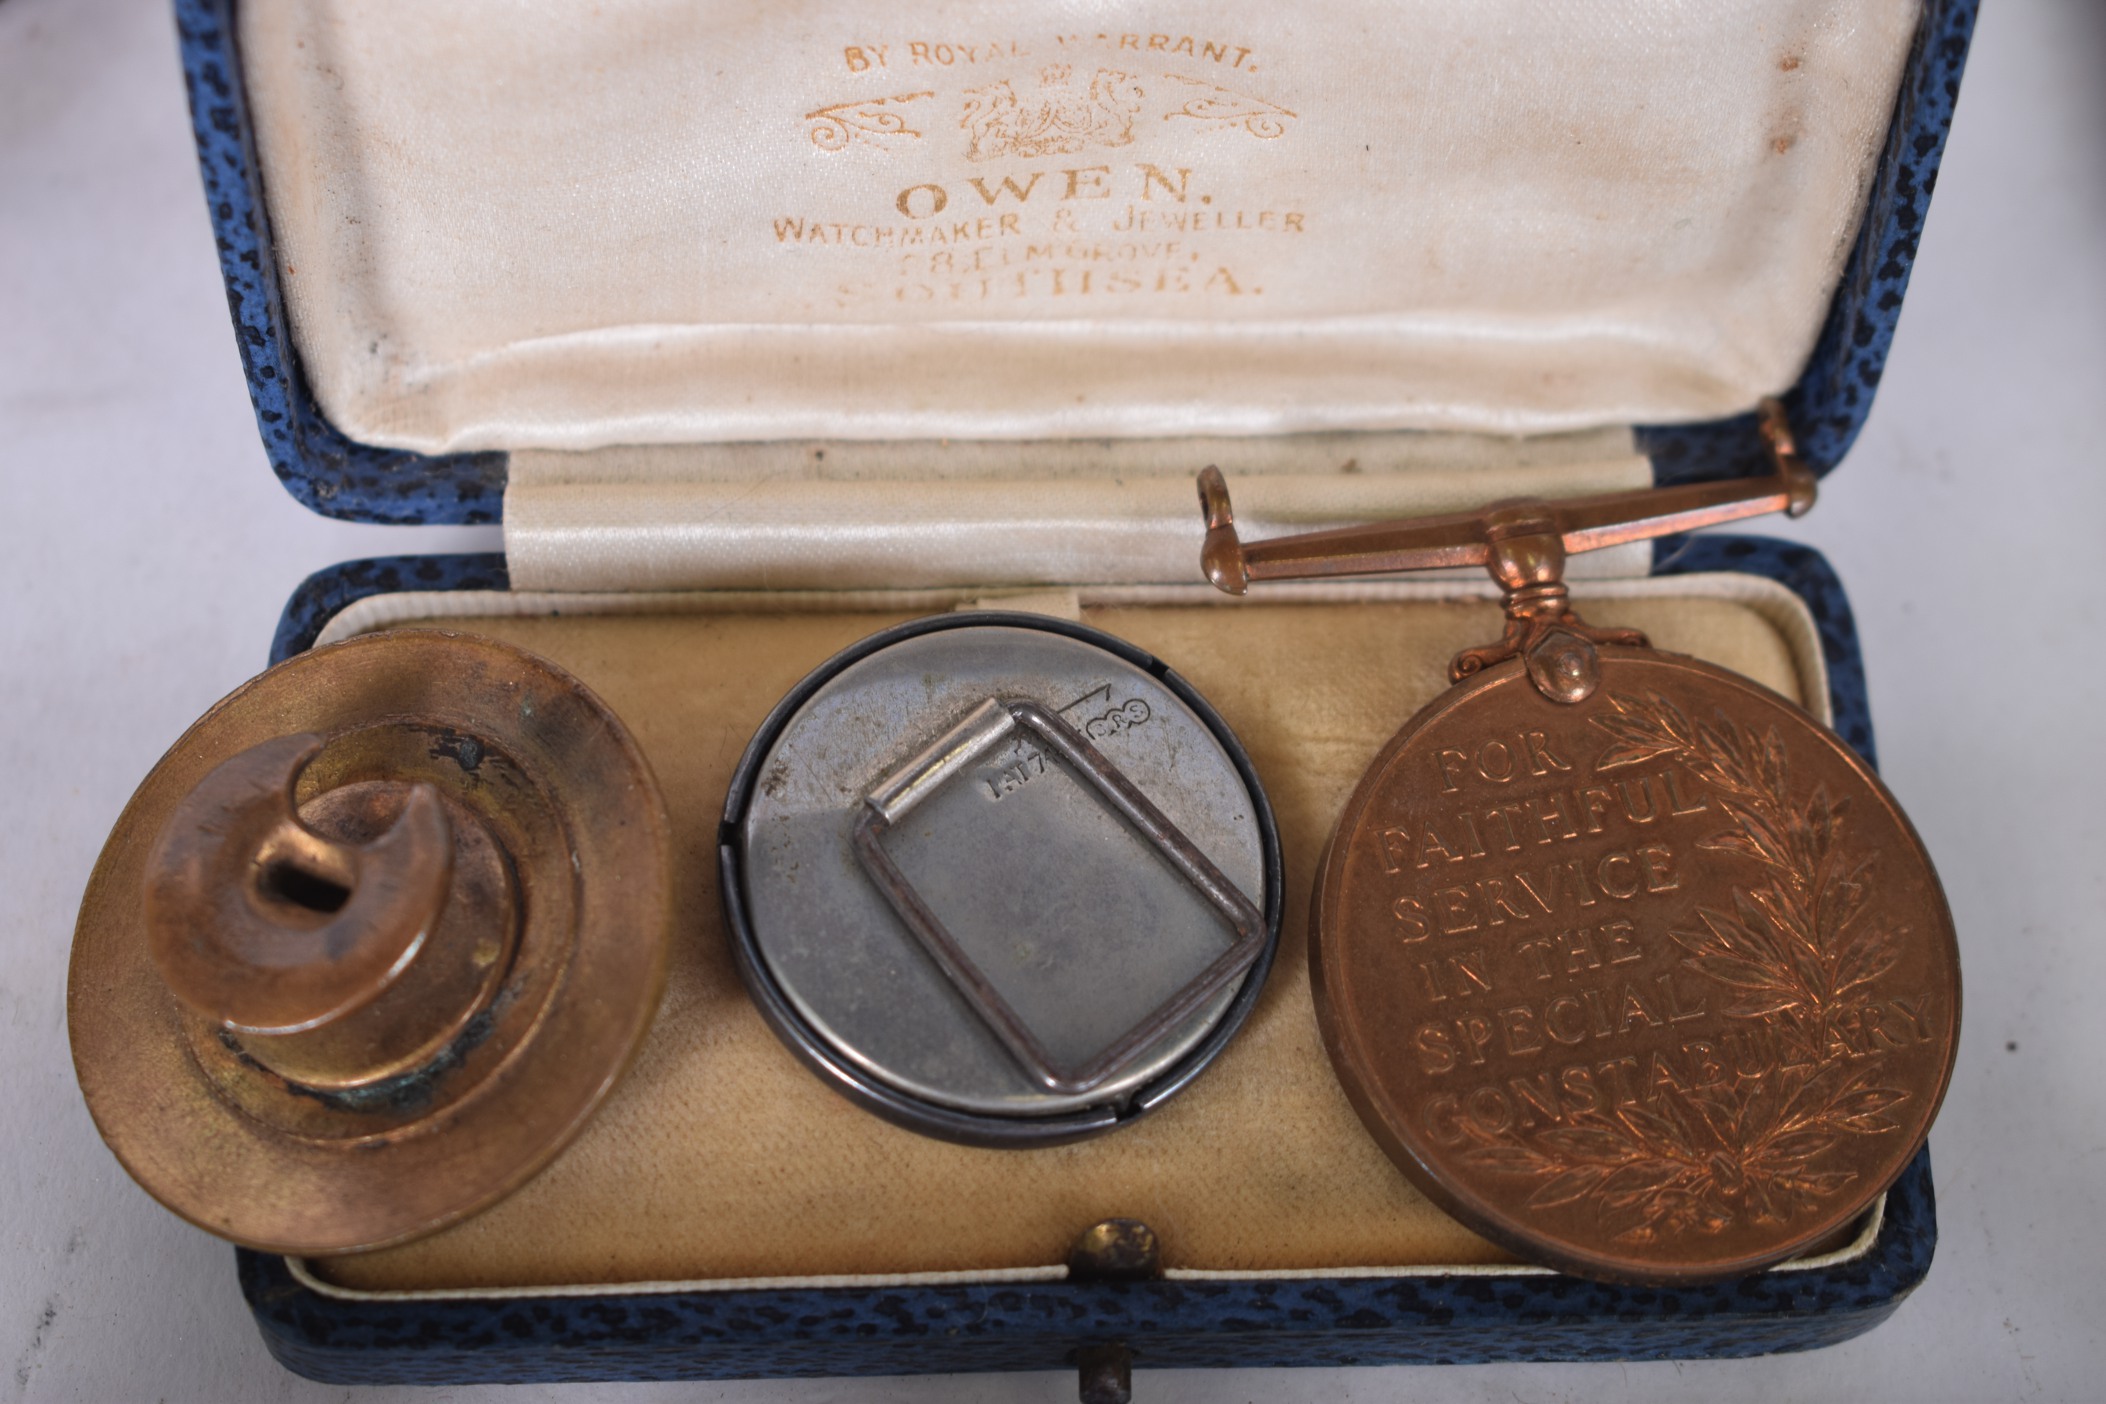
[228,565,1933,1385]
[299,580,1824,1293]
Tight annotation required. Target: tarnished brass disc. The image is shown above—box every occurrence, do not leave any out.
[1312,649,1959,1285]
[70,631,672,1255]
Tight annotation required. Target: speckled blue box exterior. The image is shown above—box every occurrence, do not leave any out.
[180,0,1973,1383]
[244,1153,1934,1384]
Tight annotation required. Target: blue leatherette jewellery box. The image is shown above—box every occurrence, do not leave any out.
[176,0,1975,1385]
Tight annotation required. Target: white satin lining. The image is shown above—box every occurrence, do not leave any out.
[311,572,1833,733]
[501,443,1653,593]
[239,0,1920,453]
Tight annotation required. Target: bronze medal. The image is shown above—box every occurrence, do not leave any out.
[1197,405,1959,1284]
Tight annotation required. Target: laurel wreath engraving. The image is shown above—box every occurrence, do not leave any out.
[1457,692,1912,1244]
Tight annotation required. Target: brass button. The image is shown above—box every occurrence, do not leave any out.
[70,630,672,1254]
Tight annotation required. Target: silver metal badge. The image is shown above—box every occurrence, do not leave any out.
[723,615,1278,1145]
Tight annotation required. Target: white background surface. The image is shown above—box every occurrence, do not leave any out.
[1,0,2099,1399]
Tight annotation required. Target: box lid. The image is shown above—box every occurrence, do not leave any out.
[178,0,1977,528]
